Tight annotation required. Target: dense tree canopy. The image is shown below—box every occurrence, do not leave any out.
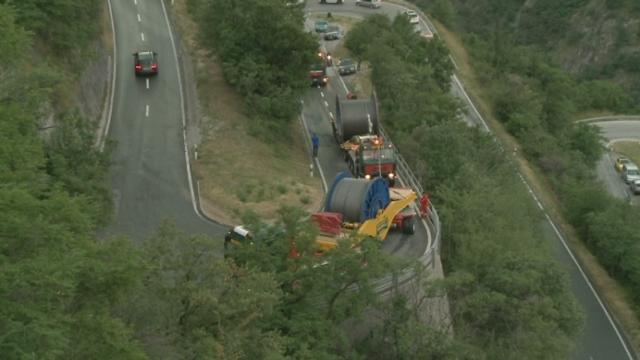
[346,15,583,358]
[187,0,318,139]
[410,0,640,309]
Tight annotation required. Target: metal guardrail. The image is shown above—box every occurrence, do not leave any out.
[365,124,442,293]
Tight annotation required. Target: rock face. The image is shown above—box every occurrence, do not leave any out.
[451,0,640,95]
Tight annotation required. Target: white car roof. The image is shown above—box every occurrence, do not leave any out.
[233,226,250,237]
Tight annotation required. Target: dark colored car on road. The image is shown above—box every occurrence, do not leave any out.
[133,51,158,76]
[338,58,356,75]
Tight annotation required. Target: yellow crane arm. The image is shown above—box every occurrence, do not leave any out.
[358,189,416,240]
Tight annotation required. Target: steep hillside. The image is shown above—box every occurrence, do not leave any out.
[442,0,640,100]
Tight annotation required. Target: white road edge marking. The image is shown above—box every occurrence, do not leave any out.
[101,0,117,152]
[439,20,632,358]
[159,0,208,222]
[137,14,141,22]
[140,32,145,41]
[322,3,632,356]
[145,105,149,117]
[145,78,149,89]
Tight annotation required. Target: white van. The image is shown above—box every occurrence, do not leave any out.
[356,0,381,9]
[622,164,640,184]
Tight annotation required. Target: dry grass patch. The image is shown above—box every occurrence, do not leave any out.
[172,1,323,224]
[613,142,640,166]
[433,16,640,351]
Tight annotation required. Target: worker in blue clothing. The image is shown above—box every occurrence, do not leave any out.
[311,133,319,158]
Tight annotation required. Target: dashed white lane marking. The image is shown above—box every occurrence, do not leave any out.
[134,0,137,5]
[137,14,141,22]
[140,32,145,41]
[320,91,325,98]
[324,100,329,108]
[329,112,334,120]
[145,105,149,117]
[145,78,149,89]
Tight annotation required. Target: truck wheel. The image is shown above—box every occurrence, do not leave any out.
[402,217,415,235]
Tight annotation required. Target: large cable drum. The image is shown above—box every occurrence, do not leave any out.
[325,171,390,223]
[334,95,379,142]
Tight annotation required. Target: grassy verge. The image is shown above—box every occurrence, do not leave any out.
[172,1,323,224]
[613,142,640,166]
[432,18,640,349]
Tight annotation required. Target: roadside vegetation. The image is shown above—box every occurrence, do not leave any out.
[1,2,454,358]
[186,0,317,140]
[179,0,324,221]
[345,15,583,358]
[0,1,140,357]
[412,0,640,345]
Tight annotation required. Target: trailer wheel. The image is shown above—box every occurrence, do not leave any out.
[402,217,415,235]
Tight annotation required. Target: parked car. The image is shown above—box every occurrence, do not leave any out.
[133,51,158,76]
[405,10,419,24]
[315,20,329,32]
[355,0,381,8]
[338,58,357,75]
[286,0,305,7]
[631,179,640,195]
[622,164,640,184]
[615,156,633,172]
[324,25,341,40]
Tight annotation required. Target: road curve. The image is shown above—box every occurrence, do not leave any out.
[104,0,225,241]
[306,1,636,358]
[592,119,640,204]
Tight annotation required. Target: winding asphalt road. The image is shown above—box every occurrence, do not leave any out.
[101,0,635,357]
[104,0,225,241]
[306,1,636,358]
[592,118,640,204]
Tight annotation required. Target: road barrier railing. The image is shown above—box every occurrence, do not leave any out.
[364,124,442,293]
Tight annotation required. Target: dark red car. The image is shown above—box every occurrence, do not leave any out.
[133,51,158,76]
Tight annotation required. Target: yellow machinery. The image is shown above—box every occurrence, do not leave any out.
[313,172,417,251]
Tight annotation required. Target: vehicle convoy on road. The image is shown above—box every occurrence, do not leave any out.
[404,10,419,24]
[338,58,357,75]
[324,25,341,41]
[314,20,329,32]
[310,51,328,87]
[614,156,632,172]
[356,0,381,8]
[225,173,424,257]
[622,163,640,184]
[332,95,379,143]
[341,135,396,186]
[331,96,398,183]
[133,51,158,76]
[313,172,420,251]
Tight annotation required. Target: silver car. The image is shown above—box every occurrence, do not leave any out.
[631,179,640,195]
[622,164,640,184]
[324,25,341,40]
